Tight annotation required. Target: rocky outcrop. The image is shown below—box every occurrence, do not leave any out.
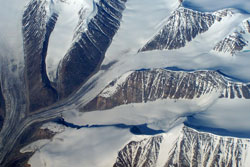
[213,19,250,55]
[243,20,250,33]
[0,84,5,131]
[83,69,250,111]
[113,136,163,167]
[213,32,248,54]
[22,0,127,110]
[165,126,250,167]
[113,126,250,167]
[57,0,127,98]
[22,0,58,112]
[222,82,250,99]
[139,7,217,52]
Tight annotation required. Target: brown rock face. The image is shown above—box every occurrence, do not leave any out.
[164,126,249,167]
[57,0,127,98]
[22,0,58,112]
[139,7,217,52]
[113,136,163,167]
[83,70,225,111]
[113,126,250,167]
[213,32,248,54]
[22,0,127,112]
[83,69,250,111]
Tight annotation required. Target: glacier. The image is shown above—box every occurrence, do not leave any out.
[0,0,250,166]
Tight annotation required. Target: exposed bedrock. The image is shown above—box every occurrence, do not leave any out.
[113,136,163,167]
[83,69,250,111]
[113,126,250,167]
[22,0,58,112]
[57,0,127,98]
[22,0,127,111]
[139,7,218,52]
[213,20,250,55]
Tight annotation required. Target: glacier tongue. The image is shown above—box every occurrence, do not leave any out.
[2,0,250,166]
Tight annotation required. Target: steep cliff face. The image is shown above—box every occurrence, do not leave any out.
[244,20,250,33]
[113,126,250,167]
[22,0,127,110]
[0,84,5,131]
[139,7,218,52]
[213,20,250,54]
[22,0,58,112]
[83,69,250,111]
[165,126,250,167]
[213,32,248,54]
[57,0,127,98]
[222,82,250,99]
[113,136,163,167]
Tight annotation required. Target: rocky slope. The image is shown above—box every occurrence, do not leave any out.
[213,20,250,54]
[83,69,250,111]
[113,126,250,167]
[57,0,127,98]
[139,7,218,52]
[22,0,127,111]
[165,126,250,167]
[114,136,163,167]
[222,81,250,99]
[22,0,59,111]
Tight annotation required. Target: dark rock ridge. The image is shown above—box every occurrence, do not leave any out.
[83,69,250,111]
[165,126,249,167]
[221,82,250,99]
[113,136,163,167]
[22,0,127,111]
[213,32,248,54]
[213,20,250,54]
[244,20,250,33]
[0,84,5,131]
[22,0,58,112]
[113,126,250,167]
[57,0,127,98]
[139,7,218,52]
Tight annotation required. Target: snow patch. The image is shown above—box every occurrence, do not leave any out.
[20,139,50,154]
[41,122,65,133]
[99,71,133,98]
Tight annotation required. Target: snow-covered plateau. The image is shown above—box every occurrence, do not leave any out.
[1,0,250,166]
